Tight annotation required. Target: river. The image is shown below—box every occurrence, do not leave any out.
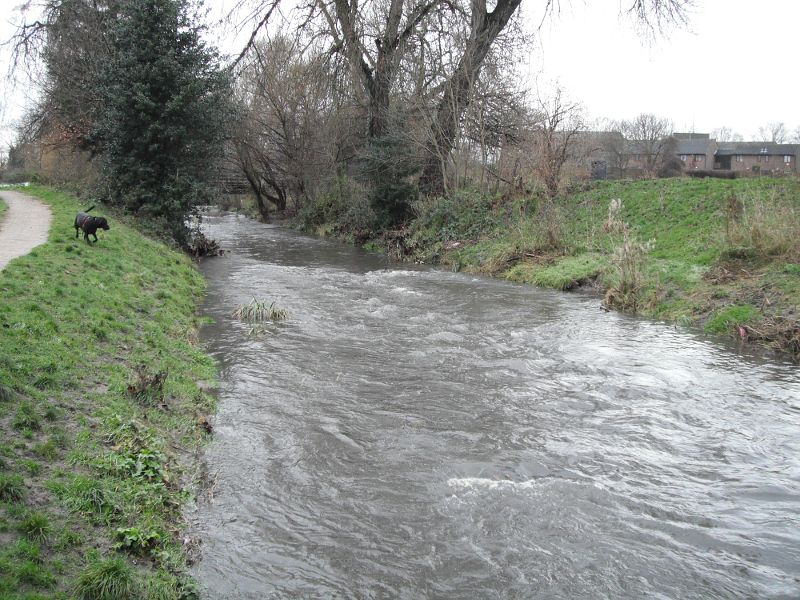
[191,211,800,599]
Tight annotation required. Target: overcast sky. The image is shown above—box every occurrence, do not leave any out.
[1,0,798,152]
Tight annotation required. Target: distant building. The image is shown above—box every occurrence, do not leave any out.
[671,132,798,175]
[713,142,798,175]
[674,133,715,171]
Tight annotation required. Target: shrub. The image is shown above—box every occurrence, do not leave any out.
[298,176,368,232]
[361,133,420,229]
[74,558,140,600]
[410,189,503,244]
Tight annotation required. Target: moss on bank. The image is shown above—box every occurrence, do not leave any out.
[0,186,215,598]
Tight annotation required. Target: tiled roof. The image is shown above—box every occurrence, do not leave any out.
[715,142,798,156]
[676,139,713,155]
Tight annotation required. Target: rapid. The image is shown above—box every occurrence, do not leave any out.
[192,211,800,599]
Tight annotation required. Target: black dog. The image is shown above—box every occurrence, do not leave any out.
[74,205,110,244]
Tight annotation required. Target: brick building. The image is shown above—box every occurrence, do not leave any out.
[712,142,798,174]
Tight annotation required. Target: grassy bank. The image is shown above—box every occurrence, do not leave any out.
[0,186,215,598]
[402,177,800,357]
[294,176,799,358]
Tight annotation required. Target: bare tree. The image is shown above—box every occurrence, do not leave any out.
[9,0,121,152]
[619,113,672,176]
[711,126,743,142]
[757,122,787,144]
[229,0,691,201]
[532,87,584,201]
[415,0,526,194]
[530,87,583,246]
[232,35,341,218]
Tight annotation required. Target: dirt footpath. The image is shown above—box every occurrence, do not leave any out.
[0,190,53,271]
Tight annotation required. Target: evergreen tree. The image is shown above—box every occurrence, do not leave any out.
[94,0,231,246]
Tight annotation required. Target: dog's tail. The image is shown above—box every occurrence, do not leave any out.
[85,205,95,213]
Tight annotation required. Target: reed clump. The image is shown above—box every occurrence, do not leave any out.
[232,298,288,322]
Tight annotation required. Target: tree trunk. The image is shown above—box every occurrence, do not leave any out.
[419,0,522,195]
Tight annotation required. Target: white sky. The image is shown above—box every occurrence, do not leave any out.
[1,0,798,153]
[527,0,800,137]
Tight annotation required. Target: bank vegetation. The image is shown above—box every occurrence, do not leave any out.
[0,187,216,598]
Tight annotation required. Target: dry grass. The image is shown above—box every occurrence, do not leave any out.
[741,316,800,359]
[604,229,655,311]
[723,189,800,259]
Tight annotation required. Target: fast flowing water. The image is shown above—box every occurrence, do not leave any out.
[192,211,800,599]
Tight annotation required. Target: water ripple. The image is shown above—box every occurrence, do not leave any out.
[191,214,800,599]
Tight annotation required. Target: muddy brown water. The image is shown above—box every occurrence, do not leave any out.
[191,211,800,599]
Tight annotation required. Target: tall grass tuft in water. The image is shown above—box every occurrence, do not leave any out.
[233,298,288,322]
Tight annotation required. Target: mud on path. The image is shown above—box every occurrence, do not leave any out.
[0,189,53,271]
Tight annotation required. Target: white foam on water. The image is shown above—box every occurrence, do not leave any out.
[447,477,538,491]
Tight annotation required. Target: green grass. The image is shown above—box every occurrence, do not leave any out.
[504,253,607,290]
[73,557,139,600]
[0,474,26,502]
[0,185,216,598]
[704,304,760,334]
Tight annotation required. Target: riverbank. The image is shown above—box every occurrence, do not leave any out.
[0,186,215,598]
[297,176,800,359]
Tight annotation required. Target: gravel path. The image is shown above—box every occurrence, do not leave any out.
[0,190,53,271]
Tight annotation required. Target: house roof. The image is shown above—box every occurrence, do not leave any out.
[676,139,713,155]
[715,142,798,156]
[673,132,710,141]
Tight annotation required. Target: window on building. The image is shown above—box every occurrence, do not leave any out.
[736,155,743,162]
[785,155,792,164]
